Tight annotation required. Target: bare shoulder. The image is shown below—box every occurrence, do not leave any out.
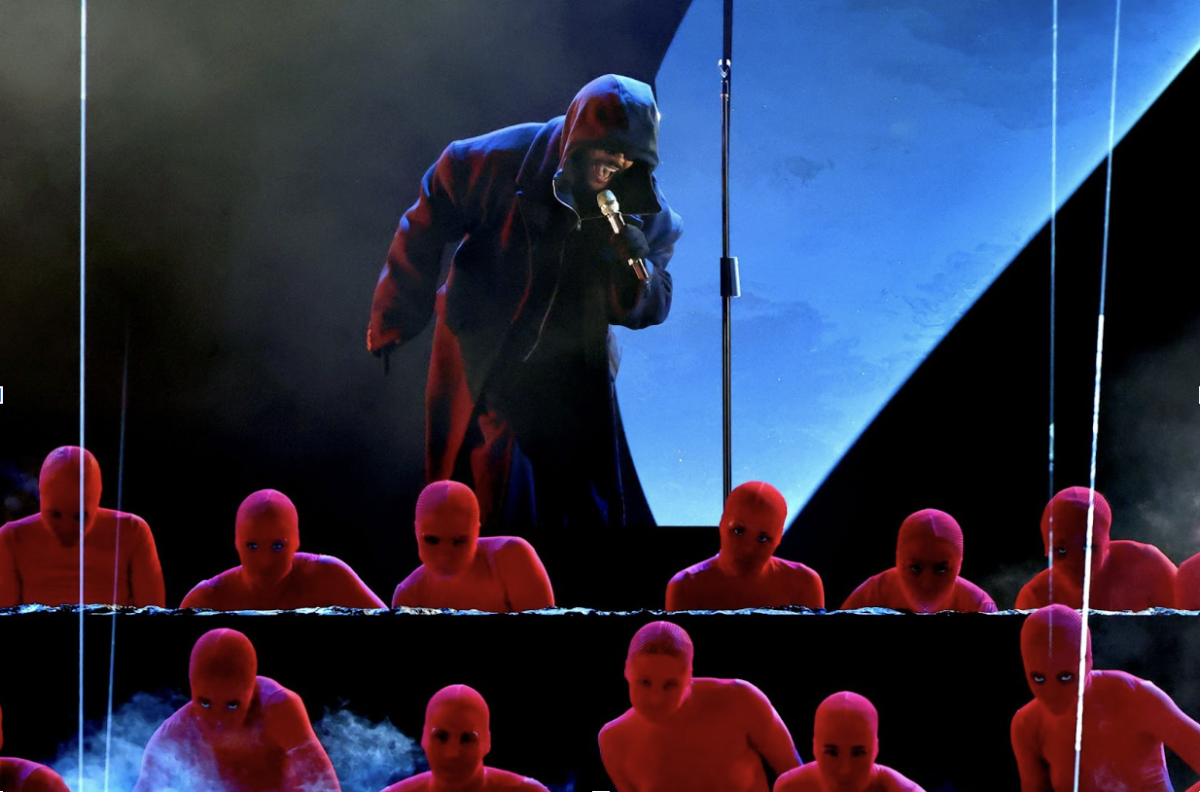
[0,512,42,538]
[393,566,428,605]
[380,772,430,792]
[1111,540,1176,571]
[673,555,719,582]
[773,763,818,792]
[1015,569,1050,609]
[20,762,73,792]
[955,576,998,611]
[485,536,539,560]
[1011,699,1044,742]
[877,763,925,792]
[771,556,819,578]
[485,767,551,790]
[305,552,359,578]
[599,709,637,749]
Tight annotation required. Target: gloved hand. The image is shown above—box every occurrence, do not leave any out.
[611,223,650,264]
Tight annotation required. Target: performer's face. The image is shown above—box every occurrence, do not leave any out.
[191,672,256,731]
[1045,519,1106,585]
[579,148,633,192]
[236,505,298,589]
[814,711,878,792]
[719,498,782,574]
[39,455,102,543]
[1042,489,1111,584]
[896,535,961,612]
[625,653,692,723]
[1022,608,1092,716]
[422,700,490,786]
[416,506,479,577]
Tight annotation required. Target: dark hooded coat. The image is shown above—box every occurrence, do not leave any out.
[369,75,683,529]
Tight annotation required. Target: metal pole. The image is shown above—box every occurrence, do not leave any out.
[720,0,740,503]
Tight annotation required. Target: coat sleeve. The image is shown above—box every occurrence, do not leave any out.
[368,143,470,353]
[606,187,682,330]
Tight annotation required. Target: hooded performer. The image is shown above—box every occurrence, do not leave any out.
[1011,605,1200,792]
[367,74,683,530]
[380,685,550,792]
[1015,487,1176,610]
[773,692,924,792]
[181,489,386,610]
[666,481,824,611]
[133,628,341,792]
[840,509,996,613]
[0,702,71,792]
[0,446,165,607]
[599,621,801,792]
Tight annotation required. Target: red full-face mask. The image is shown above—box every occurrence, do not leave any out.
[1020,605,1092,717]
[38,446,103,545]
[421,685,492,788]
[189,628,258,732]
[718,482,787,576]
[1041,487,1112,587]
[624,621,695,724]
[414,481,481,577]
[813,692,879,792]
[894,509,964,613]
[235,490,300,590]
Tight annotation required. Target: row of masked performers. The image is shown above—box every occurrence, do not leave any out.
[1,446,1193,612]
[4,609,1199,792]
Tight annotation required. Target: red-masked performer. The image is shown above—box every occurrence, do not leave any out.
[181,489,385,610]
[666,482,823,611]
[1175,551,1200,610]
[1011,604,1200,792]
[380,685,550,792]
[840,509,995,613]
[0,702,71,792]
[0,446,165,607]
[598,621,801,792]
[1015,487,1176,610]
[392,481,554,612]
[773,692,924,792]
[134,628,340,792]
[366,74,684,531]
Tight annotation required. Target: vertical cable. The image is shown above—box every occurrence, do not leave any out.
[1047,0,1060,601]
[78,1,89,789]
[1072,2,1121,790]
[103,327,130,792]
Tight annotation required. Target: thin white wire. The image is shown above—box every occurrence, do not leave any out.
[104,328,129,792]
[79,1,89,789]
[1047,0,1059,603]
[1072,1,1121,790]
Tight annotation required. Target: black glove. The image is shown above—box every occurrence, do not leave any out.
[611,223,650,263]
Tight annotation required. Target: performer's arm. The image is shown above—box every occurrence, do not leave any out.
[128,515,166,607]
[320,556,387,609]
[606,196,682,330]
[742,681,802,776]
[1131,678,1200,781]
[268,690,342,792]
[368,144,470,355]
[598,725,639,792]
[22,767,73,792]
[1134,544,1178,608]
[498,537,555,611]
[0,524,21,606]
[1010,708,1053,792]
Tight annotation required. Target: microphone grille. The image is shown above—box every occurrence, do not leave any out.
[597,190,619,212]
